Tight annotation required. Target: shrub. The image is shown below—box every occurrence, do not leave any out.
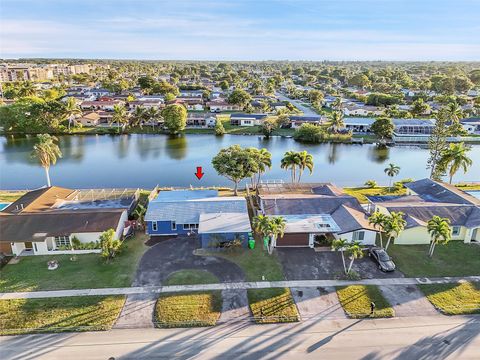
[364,180,377,188]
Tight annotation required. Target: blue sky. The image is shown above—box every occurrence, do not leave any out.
[1,0,479,60]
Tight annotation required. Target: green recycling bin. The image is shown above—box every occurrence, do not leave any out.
[248,238,255,249]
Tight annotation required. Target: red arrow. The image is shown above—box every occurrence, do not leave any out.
[195,166,204,180]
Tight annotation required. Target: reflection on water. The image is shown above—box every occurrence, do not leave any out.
[368,146,390,163]
[1,134,479,189]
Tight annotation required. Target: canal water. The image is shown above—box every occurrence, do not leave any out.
[1,134,479,189]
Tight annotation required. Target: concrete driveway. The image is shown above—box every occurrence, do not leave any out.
[292,286,347,320]
[379,285,439,317]
[277,248,404,280]
[134,236,245,286]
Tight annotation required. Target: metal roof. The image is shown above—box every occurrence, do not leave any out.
[280,214,341,233]
[152,190,218,202]
[198,213,252,234]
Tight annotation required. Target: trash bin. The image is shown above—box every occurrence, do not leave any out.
[263,236,269,249]
[248,238,255,249]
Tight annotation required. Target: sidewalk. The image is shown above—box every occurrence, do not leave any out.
[1,276,478,300]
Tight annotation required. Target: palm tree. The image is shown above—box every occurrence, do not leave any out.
[443,102,463,124]
[18,81,37,97]
[368,211,387,248]
[147,107,162,131]
[31,134,62,187]
[252,215,286,255]
[131,106,146,128]
[112,104,128,130]
[255,148,272,188]
[296,151,314,182]
[332,97,342,111]
[281,151,300,183]
[331,238,349,274]
[427,216,452,257]
[63,97,82,131]
[383,211,406,250]
[439,142,473,184]
[384,163,400,190]
[346,241,364,274]
[329,111,345,133]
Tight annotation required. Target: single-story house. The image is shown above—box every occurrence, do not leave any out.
[186,115,215,127]
[342,105,383,116]
[230,113,267,126]
[289,115,325,128]
[207,101,242,112]
[343,117,375,133]
[144,190,252,248]
[368,179,480,245]
[256,183,378,248]
[128,100,164,110]
[0,186,134,255]
[78,111,101,127]
[80,100,124,111]
[393,119,436,136]
[179,90,204,98]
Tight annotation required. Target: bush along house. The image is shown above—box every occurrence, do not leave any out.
[144,190,252,248]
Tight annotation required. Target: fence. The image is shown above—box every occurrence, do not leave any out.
[393,135,480,143]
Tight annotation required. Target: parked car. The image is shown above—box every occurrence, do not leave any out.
[368,247,395,272]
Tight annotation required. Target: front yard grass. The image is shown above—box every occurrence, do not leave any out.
[206,242,285,282]
[154,291,222,328]
[0,234,148,292]
[419,282,480,315]
[336,285,395,318]
[248,288,300,324]
[388,242,480,277]
[164,270,219,285]
[0,296,125,335]
[343,186,406,203]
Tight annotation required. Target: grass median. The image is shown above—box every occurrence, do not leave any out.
[336,285,395,318]
[164,270,219,286]
[420,282,480,315]
[248,288,299,324]
[0,296,125,335]
[154,291,222,328]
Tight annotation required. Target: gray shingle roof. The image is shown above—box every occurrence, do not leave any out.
[405,179,479,205]
[145,197,248,224]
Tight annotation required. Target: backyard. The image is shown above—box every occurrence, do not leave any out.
[388,242,480,277]
[0,234,148,292]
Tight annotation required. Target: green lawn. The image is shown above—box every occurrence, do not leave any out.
[0,234,148,292]
[336,285,395,318]
[420,282,480,315]
[0,191,25,202]
[205,240,285,282]
[248,288,300,324]
[388,242,480,277]
[164,270,219,286]
[456,184,480,191]
[154,291,222,328]
[343,186,407,203]
[0,296,125,335]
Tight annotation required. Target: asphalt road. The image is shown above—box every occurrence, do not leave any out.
[275,92,318,116]
[1,316,479,359]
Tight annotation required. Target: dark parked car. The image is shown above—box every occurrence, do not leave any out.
[368,247,395,272]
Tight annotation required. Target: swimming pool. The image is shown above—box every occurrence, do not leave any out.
[0,203,11,211]
[466,191,480,199]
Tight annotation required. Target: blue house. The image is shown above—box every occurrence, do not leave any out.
[145,190,251,248]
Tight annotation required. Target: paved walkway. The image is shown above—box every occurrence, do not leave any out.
[379,285,439,317]
[1,276,478,300]
[292,286,347,320]
[113,294,157,329]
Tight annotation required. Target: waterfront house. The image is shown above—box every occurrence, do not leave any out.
[342,104,383,116]
[368,179,480,245]
[230,113,268,126]
[0,186,138,255]
[289,115,325,129]
[144,190,251,248]
[461,118,480,134]
[78,111,101,127]
[256,183,378,248]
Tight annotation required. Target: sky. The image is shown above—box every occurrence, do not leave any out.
[1,0,479,61]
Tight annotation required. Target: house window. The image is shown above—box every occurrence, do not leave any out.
[183,224,199,230]
[54,236,70,247]
[452,226,461,236]
[171,221,177,231]
[152,222,158,232]
[352,231,365,241]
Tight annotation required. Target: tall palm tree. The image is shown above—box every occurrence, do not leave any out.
[255,148,272,188]
[368,211,387,248]
[329,111,345,133]
[383,211,406,250]
[384,163,400,190]
[439,142,473,184]
[443,102,463,124]
[31,134,62,187]
[131,106,147,128]
[296,151,314,182]
[63,97,82,131]
[281,151,300,183]
[346,241,364,274]
[332,97,342,111]
[331,238,349,274]
[18,81,37,97]
[427,216,452,257]
[147,107,162,131]
[112,104,128,130]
